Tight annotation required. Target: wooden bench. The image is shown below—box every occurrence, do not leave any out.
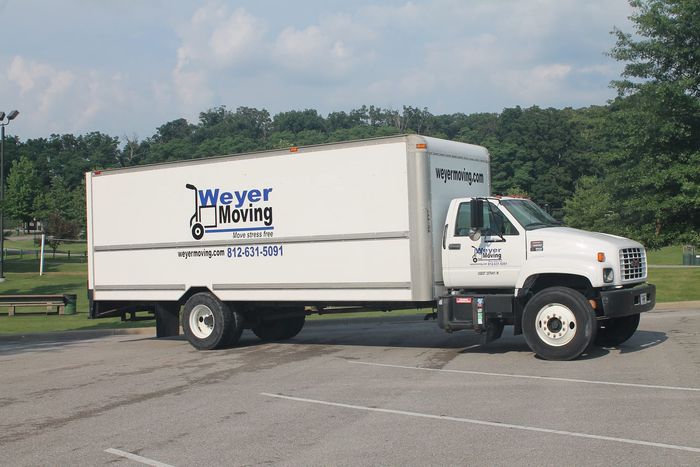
[0,294,68,316]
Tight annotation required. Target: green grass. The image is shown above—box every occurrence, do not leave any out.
[0,243,698,336]
[648,268,700,302]
[5,237,87,253]
[646,245,685,265]
[0,256,157,335]
[0,313,155,335]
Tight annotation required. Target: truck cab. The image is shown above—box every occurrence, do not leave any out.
[438,196,655,360]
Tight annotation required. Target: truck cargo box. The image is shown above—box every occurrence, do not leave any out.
[86,135,490,310]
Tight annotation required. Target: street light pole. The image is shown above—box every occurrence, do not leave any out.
[0,110,20,282]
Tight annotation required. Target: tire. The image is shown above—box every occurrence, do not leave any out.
[522,287,597,361]
[182,293,243,350]
[253,315,306,341]
[595,313,640,347]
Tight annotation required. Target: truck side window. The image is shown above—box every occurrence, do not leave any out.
[454,203,472,236]
[455,202,519,237]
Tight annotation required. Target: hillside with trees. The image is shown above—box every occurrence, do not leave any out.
[2,0,697,248]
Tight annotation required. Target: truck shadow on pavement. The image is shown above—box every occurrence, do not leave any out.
[260,324,668,361]
[0,327,667,360]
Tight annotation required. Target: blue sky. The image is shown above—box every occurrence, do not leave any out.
[0,0,635,141]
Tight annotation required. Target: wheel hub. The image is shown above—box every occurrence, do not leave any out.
[547,317,563,333]
[535,304,576,347]
[190,304,215,339]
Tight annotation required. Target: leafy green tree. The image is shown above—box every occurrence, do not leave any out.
[610,0,700,97]
[564,177,622,234]
[487,106,589,209]
[4,156,40,232]
[154,118,194,143]
[34,176,75,221]
[601,0,700,246]
[273,109,326,133]
[44,212,81,255]
[35,176,85,251]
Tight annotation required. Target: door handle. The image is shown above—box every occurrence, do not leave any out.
[448,243,461,250]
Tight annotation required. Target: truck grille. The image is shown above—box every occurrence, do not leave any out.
[619,248,646,281]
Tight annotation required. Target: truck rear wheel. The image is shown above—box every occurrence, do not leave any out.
[182,293,243,350]
[253,315,306,341]
[522,287,597,361]
[595,313,640,347]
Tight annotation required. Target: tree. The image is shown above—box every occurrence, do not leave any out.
[487,106,589,209]
[273,109,326,134]
[119,134,142,167]
[35,177,85,253]
[44,212,81,255]
[154,118,193,143]
[564,177,622,234]
[610,0,700,97]
[34,176,77,222]
[602,0,700,246]
[4,156,40,232]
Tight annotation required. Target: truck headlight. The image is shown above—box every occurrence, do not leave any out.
[603,268,614,283]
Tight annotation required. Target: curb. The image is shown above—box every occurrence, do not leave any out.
[0,327,156,344]
[650,300,700,312]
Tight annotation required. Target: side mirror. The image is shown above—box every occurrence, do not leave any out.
[470,198,484,229]
[469,198,484,241]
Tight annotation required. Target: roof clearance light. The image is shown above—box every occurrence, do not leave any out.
[290,147,299,153]
[597,252,606,262]
[416,143,427,149]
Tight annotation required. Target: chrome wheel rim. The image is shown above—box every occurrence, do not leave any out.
[535,303,576,347]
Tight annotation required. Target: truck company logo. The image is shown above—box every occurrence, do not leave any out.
[471,246,502,264]
[435,167,485,185]
[185,183,274,240]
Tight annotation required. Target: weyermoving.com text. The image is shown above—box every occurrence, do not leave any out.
[177,248,225,260]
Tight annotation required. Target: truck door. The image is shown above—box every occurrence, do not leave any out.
[442,200,525,288]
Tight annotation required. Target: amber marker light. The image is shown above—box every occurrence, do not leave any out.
[597,252,606,262]
[416,143,427,149]
[290,147,299,153]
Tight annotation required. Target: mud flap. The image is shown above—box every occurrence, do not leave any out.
[155,302,180,337]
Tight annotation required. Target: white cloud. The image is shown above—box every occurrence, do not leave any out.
[171,3,268,117]
[209,8,265,65]
[176,5,265,69]
[0,0,637,140]
[1,55,150,138]
[7,56,75,117]
[272,23,360,77]
[532,63,572,82]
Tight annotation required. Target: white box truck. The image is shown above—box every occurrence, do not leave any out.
[86,135,655,360]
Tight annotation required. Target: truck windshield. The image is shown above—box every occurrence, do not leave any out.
[500,199,561,230]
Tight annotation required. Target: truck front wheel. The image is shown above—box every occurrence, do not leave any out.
[522,287,597,361]
[182,293,243,350]
[595,314,640,347]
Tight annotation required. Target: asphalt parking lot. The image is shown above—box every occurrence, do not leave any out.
[1,307,698,466]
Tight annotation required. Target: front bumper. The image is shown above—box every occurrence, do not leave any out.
[599,283,656,318]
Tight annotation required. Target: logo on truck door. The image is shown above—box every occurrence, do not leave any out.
[185,183,274,240]
[471,246,505,265]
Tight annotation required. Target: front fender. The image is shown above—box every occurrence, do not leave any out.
[516,256,608,290]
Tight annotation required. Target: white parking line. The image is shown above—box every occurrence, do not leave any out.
[350,361,700,392]
[261,393,700,453]
[105,448,174,467]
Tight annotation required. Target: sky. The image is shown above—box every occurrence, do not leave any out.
[0,0,636,141]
